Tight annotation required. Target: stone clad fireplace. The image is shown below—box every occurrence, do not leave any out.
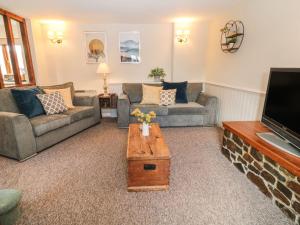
[222,122,300,225]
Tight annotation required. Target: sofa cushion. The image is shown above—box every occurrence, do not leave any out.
[39,82,75,100]
[0,87,36,113]
[163,81,188,103]
[63,106,94,123]
[123,83,142,103]
[130,103,168,116]
[140,84,162,104]
[30,114,71,136]
[123,83,161,103]
[37,92,68,115]
[43,87,75,109]
[167,102,208,115]
[11,88,45,118]
[160,89,176,106]
[187,83,203,102]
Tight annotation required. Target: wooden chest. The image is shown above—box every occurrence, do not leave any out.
[127,124,170,192]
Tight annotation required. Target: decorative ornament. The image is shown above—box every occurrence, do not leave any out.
[220,20,244,53]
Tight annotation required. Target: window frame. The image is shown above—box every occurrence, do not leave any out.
[0,8,36,88]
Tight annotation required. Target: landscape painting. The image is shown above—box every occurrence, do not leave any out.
[85,32,107,64]
[119,32,140,63]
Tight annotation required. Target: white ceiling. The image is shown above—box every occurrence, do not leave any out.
[0,0,240,23]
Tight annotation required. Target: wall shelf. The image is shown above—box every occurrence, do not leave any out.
[220,20,244,53]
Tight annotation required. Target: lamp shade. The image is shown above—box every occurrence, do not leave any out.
[96,63,110,74]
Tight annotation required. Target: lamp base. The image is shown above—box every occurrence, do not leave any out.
[103,75,108,96]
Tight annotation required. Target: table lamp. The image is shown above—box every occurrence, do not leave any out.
[96,63,110,96]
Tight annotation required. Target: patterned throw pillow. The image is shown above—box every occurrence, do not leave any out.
[160,89,176,106]
[36,92,68,115]
[43,87,75,109]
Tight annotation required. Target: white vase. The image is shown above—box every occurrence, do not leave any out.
[142,122,150,136]
[154,76,161,82]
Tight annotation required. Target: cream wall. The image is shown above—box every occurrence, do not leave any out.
[204,0,300,124]
[31,21,208,93]
[28,1,300,123]
[32,23,173,91]
[29,20,51,85]
[173,21,208,82]
[205,0,300,93]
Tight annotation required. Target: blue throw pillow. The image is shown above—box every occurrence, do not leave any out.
[11,88,45,118]
[162,81,188,103]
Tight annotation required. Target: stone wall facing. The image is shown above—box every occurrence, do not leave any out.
[222,129,300,225]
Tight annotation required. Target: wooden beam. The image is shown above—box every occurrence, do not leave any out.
[0,8,36,88]
[0,63,4,89]
[20,20,36,85]
[0,8,24,22]
[3,16,22,86]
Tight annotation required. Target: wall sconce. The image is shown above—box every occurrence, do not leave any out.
[176,30,190,45]
[47,30,64,44]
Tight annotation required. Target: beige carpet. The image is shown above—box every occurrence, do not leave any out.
[0,119,294,225]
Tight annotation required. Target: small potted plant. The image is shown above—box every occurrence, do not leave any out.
[148,67,166,82]
[131,108,156,136]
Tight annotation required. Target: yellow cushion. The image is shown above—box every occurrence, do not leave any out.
[140,84,162,105]
[44,87,75,109]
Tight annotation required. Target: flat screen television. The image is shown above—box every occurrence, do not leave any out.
[261,68,300,155]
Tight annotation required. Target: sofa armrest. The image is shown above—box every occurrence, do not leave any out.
[73,94,101,123]
[73,95,95,106]
[117,94,130,128]
[0,112,36,161]
[196,93,218,126]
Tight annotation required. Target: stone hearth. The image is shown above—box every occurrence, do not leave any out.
[222,129,300,225]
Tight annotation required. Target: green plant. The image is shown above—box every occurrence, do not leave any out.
[148,67,166,78]
[226,37,237,44]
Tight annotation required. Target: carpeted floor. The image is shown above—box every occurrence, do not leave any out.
[0,119,294,225]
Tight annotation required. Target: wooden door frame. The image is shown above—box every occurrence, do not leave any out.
[0,8,36,88]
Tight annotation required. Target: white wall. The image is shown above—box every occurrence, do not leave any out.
[173,21,208,82]
[206,0,300,92]
[32,23,173,91]
[205,0,300,124]
[31,21,208,93]
[29,20,51,84]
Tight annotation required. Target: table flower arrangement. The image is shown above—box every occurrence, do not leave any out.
[131,108,156,136]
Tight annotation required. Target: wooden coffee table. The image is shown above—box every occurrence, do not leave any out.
[127,123,170,192]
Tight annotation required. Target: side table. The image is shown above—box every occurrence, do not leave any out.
[98,93,118,118]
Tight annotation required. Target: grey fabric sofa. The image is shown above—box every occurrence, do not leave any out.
[0,84,100,161]
[117,83,218,128]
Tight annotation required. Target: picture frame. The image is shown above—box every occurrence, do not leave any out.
[119,31,141,64]
[85,31,107,64]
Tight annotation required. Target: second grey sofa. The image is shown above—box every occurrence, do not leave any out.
[117,83,218,128]
[0,83,100,161]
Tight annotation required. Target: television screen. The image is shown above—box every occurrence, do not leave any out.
[262,68,300,148]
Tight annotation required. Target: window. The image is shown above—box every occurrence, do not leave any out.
[0,9,35,88]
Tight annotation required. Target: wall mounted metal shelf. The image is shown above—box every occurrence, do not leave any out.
[220,20,244,53]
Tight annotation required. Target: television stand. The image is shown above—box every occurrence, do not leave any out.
[222,121,300,223]
[257,132,300,158]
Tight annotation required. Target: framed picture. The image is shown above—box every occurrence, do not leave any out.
[119,31,140,63]
[85,31,107,64]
